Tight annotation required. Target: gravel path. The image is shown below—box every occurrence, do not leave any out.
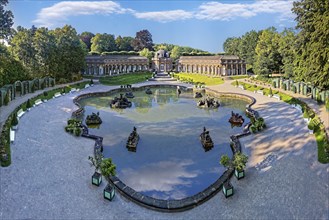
[1,80,328,219]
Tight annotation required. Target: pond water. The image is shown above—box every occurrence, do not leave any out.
[79,87,249,200]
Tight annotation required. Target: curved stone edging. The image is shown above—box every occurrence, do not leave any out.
[73,84,261,212]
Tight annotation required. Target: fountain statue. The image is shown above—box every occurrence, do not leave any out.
[85,112,102,125]
[126,127,139,152]
[200,127,214,151]
[145,88,152,94]
[110,94,132,109]
[228,111,245,125]
[197,96,220,109]
[194,92,203,98]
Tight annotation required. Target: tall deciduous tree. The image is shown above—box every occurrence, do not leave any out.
[239,30,261,72]
[0,0,14,40]
[170,46,183,60]
[0,45,28,87]
[33,27,56,77]
[292,0,329,89]
[254,27,282,76]
[139,48,153,65]
[50,25,86,81]
[278,29,296,79]
[79,31,94,51]
[90,33,116,53]
[115,35,134,51]
[223,37,241,56]
[10,26,37,72]
[132,29,153,51]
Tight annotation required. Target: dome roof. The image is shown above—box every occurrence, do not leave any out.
[156,49,170,58]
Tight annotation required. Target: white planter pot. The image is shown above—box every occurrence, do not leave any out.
[12,125,18,130]
[308,129,313,134]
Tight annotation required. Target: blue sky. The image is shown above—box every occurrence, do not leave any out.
[8,0,296,52]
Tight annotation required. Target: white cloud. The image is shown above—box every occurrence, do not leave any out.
[196,2,256,21]
[134,10,193,23]
[195,0,294,21]
[33,0,295,26]
[33,1,134,27]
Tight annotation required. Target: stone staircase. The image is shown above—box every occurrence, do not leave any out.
[148,73,177,81]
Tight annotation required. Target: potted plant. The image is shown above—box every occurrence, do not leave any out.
[11,112,18,130]
[235,80,239,87]
[220,152,248,180]
[100,158,116,201]
[325,97,329,112]
[26,99,32,111]
[88,153,104,186]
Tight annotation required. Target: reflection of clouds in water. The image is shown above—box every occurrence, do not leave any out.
[208,166,222,174]
[120,159,199,193]
[139,121,193,137]
[150,189,188,200]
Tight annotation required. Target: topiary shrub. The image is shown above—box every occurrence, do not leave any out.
[269,88,273,96]
[308,121,314,131]
[303,110,309,119]
[4,93,10,106]
[11,112,18,127]
[326,97,329,112]
[26,99,32,109]
[43,91,48,97]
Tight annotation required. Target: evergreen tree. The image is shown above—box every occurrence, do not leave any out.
[292,0,329,89]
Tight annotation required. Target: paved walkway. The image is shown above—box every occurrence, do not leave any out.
[0,80,88,134]
[1,80,328,219]
[236,78,329,135]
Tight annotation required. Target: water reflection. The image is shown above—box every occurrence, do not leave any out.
[79,87,250,199]
[120,159,199,198]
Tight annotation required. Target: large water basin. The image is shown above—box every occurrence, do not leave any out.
[79,87,249,200]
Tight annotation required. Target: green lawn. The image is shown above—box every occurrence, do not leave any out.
[174,73,224,86]
[232,81,329,164]
[99,72,152,86]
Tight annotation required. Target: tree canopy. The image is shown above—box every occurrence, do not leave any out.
[90,33,117,53]
[0,0,14,40]
[292,0,329,89]
[131,29,154,51]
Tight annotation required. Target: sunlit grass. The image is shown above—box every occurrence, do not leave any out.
[99,72,152,86]
[174,73,224,86]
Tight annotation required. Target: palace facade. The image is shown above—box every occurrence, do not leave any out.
[84,55,148,75]
[84,51,246,76]
[177,55,246,76]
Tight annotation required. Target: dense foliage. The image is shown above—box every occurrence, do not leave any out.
[131,29,154,51]
[223,0,329,89]
[0,0,13,40]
